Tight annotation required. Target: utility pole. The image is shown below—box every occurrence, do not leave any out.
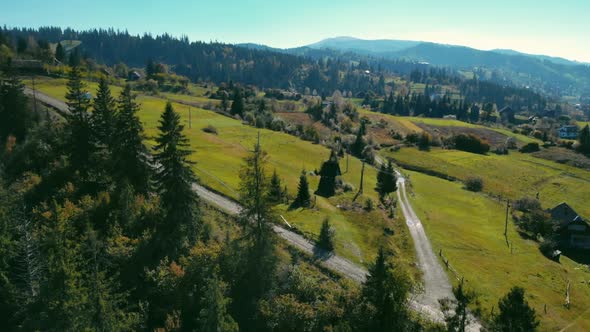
[353,160,365,202]
[359,160,365,194]
[504,199,510,237]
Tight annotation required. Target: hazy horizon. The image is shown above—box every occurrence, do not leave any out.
[2,0,589,62]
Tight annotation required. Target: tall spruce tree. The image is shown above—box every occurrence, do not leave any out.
[267,169,284,204]
[317,218,335,252]
[578,125,590,155]
[360,247,410,331]
[65,65,93,175]
[230,89,244,116]
[376,160,397,198]
[82,227,139,331]
[0,66,30,142]
[233,137,278,329]
[37,201,92,330]
[55,42,65,62]
[198,275,239,332]
[112,85,150,193]
[91,77,116,149]
[351,121,367,157]
[439,282,476,332]
[295,170,311,208]
[316,150,341,197]
[153,102,200,258]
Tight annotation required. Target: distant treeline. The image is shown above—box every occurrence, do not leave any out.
[1,26,548,114]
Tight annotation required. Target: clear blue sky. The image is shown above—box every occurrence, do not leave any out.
[2,0,589,62]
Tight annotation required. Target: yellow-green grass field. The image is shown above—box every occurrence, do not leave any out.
[578,121,590,129]
[31,77,415,271]
[407,170,590,331]
[384,147,590,218]
[358,109,539,144]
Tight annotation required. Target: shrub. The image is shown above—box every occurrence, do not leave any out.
[364,198,374,211]
[505,137,518,149]
[302,125,320,143]
[202,125,218,135]
[513,196,541,212]
[517,209,553,237]
[519,142,540,153]
[270,117,286,132]
[465,177,483,192]
[418,132,432,151]
[532,130,544,140]
[342,182,354,192]
[493,146,509,155]
[405,132,420,144]
[453,134,490,154]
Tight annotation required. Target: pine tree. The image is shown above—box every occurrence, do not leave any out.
[83,227,139,331]
[494,287,539,332]
[267,169,284,204]
[360,247,410,331]
[64,65,93,175]
[578,125,590,155]
[0,66,30,142]
[230,89,244,116]
[55,42,65,62]
[220,92,229,112]
[112,85,150,193]
[294,170,311,208]
[38,201,91,330]
[316,150,341,197]
[198,276,239,332]
[351,121,366,158]
[440,282,476,332]
[153,102,200,258]
[68,47,81,67]
[234,138,277,329]
[91,77,116,149]
[376,160,397,199]
[317,218,335,252]
[146,58,156,79]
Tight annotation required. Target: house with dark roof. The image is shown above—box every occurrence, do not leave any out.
[558,125,579,139]
[550,203,590,249]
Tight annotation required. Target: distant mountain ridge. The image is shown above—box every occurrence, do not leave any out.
[244,36,590,97]
[305,36,585,66]
[307,36,421,55]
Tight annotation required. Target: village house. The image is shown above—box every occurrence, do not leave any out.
[558,125,579,139]
[128,70,142,81]
[550,203,590,249]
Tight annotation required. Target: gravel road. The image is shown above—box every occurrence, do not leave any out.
[27,87,481,329]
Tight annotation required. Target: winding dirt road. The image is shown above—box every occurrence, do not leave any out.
[26,87,481,329]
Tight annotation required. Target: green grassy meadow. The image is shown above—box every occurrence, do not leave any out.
[384,147,590,218]
[31,77,416,271]
[407,170,590,331]
[358,109,539,145]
